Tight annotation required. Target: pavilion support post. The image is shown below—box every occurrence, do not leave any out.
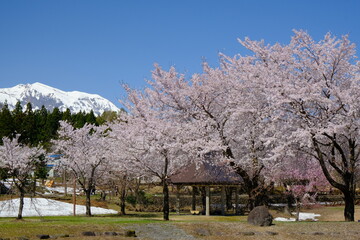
[221,186,226,215]
[192,186,196,211]
[176,185,181,215]
[235,186,240,214]
[205,186,210,216]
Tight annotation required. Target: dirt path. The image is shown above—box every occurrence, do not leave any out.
[127,223,196,240]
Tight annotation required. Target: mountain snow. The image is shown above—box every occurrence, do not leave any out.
[0,82,119,115]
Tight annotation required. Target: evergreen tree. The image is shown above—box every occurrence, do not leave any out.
[12,101,25,136]
[0,103,15,142]
[22,103,36,145]
[45,107,62,140]
[34,106,48,144]
[62,108,72,123]
[73,111,86,128]
[85,110,97,125]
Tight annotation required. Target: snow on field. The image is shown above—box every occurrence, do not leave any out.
[274,212,321,222]
[44,186,80,195]
[0,198,118,217]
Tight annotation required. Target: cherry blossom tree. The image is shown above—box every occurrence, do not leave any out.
[118,31,359,221]
[273,156,328,221]
[191,62,278,210]
[117,61,279,213]
[132,61,274,209]
[54,121,112,216]
[112,86,210,220]
[0,135,44,219]
[238,30,360,221]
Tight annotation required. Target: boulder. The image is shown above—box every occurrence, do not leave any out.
[247,206,273,226]
[36,235,50,239]
[81,232,96,236]
[125,230,136,237]
[52,234,70,238]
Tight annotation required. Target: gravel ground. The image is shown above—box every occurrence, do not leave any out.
[128,223,196,240]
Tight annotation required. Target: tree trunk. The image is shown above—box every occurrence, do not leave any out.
[119,175,127,215]
[32,178,36,197]
[343,190,355,221]
[228,152,268,211]
[134,178,142,211]
[247,190,255,211]
[85,189,92,217]
[17,189,25,220]
[120,197,126,215]
[163,180,170,221]
[313,136,357,222]
[295,199,300,221]
[120,186,126,215]
[245,183,271,211]
[73,177,76,216]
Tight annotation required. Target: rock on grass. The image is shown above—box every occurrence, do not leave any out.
[247,206,273,226]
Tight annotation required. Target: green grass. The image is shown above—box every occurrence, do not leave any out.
[1,205,360,239]
[0,212,246,239]
[0,213,164,238]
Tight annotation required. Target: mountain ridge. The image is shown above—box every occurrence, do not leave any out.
[0,82,119,116]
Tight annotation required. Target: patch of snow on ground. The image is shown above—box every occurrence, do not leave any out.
[274,217,296,222]
[44,186,80,195]
[0,198,117,217]
[274,212,321,222]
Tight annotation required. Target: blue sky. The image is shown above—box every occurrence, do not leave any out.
[1,0,359,107]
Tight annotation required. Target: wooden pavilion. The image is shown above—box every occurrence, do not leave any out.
[169,154,243,216]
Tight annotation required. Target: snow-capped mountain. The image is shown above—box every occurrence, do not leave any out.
[0,82,119,116]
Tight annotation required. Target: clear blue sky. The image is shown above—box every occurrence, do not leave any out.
[1,0,359,107]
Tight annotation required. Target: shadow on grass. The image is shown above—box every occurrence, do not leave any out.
[119,213,160,218]
[0,212,161,223]
[93,213,161,219]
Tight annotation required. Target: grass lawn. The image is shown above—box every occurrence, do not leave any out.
[1,205,360,239]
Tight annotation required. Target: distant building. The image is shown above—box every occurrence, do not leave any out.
[46,154,63,178]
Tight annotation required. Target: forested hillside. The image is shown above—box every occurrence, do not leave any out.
[0,101,119,149]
